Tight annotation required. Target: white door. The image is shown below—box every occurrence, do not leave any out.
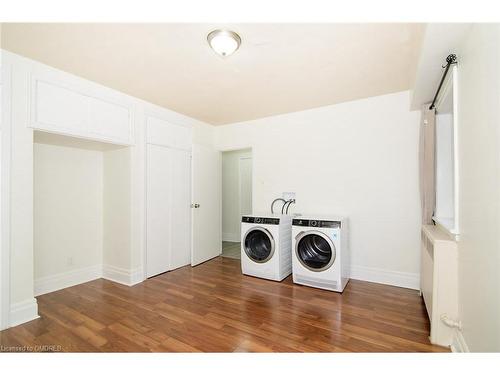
[146,144,192,277]
[191,143,221,266]
[146,144,172,277]
[170,148,192,270]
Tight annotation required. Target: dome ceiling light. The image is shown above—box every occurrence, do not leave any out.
[207,29,241,57]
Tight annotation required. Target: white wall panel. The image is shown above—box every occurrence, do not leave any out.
[146,115,191,150]
[87,97,131,142]
[34,141,103,284]
[33,80,88,134]
[453,24,500,352]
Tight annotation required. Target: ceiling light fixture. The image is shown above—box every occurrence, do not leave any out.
[207,29,241,57]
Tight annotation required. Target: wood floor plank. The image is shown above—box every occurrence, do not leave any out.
[0,257,448,352]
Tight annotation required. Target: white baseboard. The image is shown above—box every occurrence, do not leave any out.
[103,264,143,286]
[10,298,39,327]
[222,232,240,242]
[451,330,470,352]
[349,264,420,290]
[34,264,102,296]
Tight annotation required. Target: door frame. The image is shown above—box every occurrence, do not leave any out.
[220,147,254,245]
[237,155,253,236]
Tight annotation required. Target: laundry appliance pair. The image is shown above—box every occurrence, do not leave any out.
[240,213,349,292]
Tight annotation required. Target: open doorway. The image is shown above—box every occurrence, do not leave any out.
[221,148,252,259]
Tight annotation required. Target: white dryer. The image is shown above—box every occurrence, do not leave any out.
[292,216,349,292]
[241,214,292,281]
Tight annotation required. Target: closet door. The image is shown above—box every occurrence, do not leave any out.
[146,144,173,277]
[170,148,191,270]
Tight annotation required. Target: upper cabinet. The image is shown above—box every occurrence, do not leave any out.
[146,114,192,151]
[29,71,134,145]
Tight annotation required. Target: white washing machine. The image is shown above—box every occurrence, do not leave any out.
[292,216,349,292]
[241,214,292,281]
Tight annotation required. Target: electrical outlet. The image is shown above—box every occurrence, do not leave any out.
[282,192,296,201]
[67,256,73,266]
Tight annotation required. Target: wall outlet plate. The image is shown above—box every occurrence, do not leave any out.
[282,192,296,201]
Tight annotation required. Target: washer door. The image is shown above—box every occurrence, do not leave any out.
[243,227,275,263]
[295,230,336,271]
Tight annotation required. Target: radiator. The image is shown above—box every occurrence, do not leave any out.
[421,225,459,347]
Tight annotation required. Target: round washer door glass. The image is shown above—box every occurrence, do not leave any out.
[296,232,336,271]
[244,228,275,263]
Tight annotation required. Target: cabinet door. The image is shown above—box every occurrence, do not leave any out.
[87,97,131,143]
[146,144,173,277]
[170,148,192,270]
[31,76,133,145]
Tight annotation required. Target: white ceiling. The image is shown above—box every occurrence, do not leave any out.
[1,23,424,125]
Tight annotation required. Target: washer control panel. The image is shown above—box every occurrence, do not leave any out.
[292,219,341,228]
[242,216,280,225]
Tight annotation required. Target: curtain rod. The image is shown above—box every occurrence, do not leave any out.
[429,54,457,110]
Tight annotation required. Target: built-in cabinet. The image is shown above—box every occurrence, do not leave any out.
[146,116,192,278]
[29,71,134,145]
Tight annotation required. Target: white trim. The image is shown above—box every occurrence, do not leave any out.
[222,232,240,242]
[9,298,39,327]
[34,264,102,297]
[102,264,143,286]
[0,52,12,330]
[239,153,253,223]
[451,330,470,353]
[451,65,460,237]
[349,264,420,290]
[434,65,460,238]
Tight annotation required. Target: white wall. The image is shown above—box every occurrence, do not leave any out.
[216,91,421,288]
[34,140,103,282]
[222,149,252,242]
[103,147,132,272]
[454,24,500,352]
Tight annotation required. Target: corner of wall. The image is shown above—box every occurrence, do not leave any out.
[9,298,39,328]
[102,264,143,286]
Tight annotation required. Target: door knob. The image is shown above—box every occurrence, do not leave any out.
[191,203,200,208]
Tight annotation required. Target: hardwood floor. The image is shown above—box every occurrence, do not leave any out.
[0,257,448,352]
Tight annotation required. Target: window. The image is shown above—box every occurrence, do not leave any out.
[434,65,459,235]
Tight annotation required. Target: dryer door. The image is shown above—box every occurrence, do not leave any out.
[295,230,336,271]
[243,227,275,263]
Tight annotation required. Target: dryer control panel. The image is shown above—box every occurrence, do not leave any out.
[292,219,341,228]
[242,216,280,225]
